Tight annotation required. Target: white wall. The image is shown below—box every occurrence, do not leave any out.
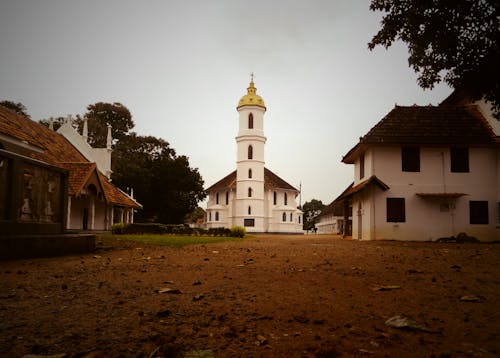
[352,146,499,241]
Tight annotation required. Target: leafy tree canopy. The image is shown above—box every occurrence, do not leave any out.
[80,102,135,147]
[302,199,325,231]
[111,132,206,223]
[369,0,500,115]
[186,207,206,224]
[0,100,30,118]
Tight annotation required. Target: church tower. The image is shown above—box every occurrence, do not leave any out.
[235,76,267,231]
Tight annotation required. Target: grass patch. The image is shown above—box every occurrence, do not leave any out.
[99,234,244,248]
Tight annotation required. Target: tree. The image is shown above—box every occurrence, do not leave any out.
[302,199,325,231]
[79,102,135,147]
[185,206,206,225]
[0,100,30,118]
[112,133,206,223]
[368,0,500,116]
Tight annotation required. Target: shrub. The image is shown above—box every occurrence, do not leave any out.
[230,226,246,238]
[122,223,169,235]
[111,223,125,235]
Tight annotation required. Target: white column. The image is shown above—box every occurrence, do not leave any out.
[90,196,95,230]
[66,196,72,229]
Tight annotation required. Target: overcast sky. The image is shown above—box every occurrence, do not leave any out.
[0,0,452,206]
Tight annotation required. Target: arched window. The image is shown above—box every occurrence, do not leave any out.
[248,113,254,129]
[209,212,212,221]
[216,192,219,204]
[290,213,293,222]
[298,215,301,224]
[225,191,229,205]
[273,191,277,205]
[284,193,288,206]
[248,187,252,197]
[248,206,252,215]
[248,145,253,159]
[282,212,286,222]
[215,211,219,221]
[248,168,252,178]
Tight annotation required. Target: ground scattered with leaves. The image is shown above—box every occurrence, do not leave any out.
[1,235,499,357]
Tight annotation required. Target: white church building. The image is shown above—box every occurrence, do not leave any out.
[206,78,303,233]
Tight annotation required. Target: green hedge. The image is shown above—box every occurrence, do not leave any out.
[113,223,243,238]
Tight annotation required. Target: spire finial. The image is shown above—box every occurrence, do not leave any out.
[250,72,254,83]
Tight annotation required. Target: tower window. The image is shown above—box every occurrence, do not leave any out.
[282,212,286,222]
[248,206,252,215]
[248,113,254,129]
[248,168,252,178]
[248,187,252,197]
[248,145,253,159]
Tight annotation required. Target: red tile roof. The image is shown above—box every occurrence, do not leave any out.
[206,167,298,192]
[343,105,497,163]
[0,106,140,208]
[337,176,389,200]
[316,183,353,219]
[58,162,97,196]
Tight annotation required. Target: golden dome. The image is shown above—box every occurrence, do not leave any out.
[237,79,266,110]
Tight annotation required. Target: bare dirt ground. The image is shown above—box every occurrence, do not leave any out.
[1,234,499,357]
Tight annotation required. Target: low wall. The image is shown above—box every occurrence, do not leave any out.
[0,234,95,259]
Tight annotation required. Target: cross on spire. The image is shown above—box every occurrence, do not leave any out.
[250,72,254,83]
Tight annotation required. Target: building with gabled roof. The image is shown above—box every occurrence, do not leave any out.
[340,93,499,241]
[315,183,353,235]
[205,79,303,233]
[0,106,141,232]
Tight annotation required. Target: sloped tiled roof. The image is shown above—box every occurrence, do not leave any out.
[58,162,97,196]
[343,105,497,163]
[206,167,298,192]
[206,170,237,191]
[337,176,389,200]
[0,106,140,208]
[316,183,353,219]
[0,107,86,164]
[98,171,142,208]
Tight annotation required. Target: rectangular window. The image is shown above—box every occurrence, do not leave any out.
[244,218,255,227]
[359,154,365,179]
[470,201,488,224]
[402,147,420,172]
[387,198,405,222]
[450,147,469,172]
[225,191,229,205]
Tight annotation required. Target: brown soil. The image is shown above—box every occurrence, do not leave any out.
[1,235,499,357]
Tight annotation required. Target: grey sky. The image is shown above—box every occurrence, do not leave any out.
[0,0,452,206]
